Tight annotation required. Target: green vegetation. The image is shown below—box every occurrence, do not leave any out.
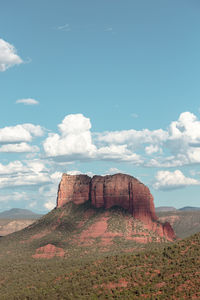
[0,202,199,299]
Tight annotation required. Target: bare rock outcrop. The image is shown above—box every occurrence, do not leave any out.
[32,244,65,259]
[57,174,91,207]
[56,173,176,241]
[91,174,157,224]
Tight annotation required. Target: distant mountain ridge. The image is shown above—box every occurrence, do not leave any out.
[0,208,43,219]
[179,206,200,211]
[156,206,200,212]
[156,206,177,212]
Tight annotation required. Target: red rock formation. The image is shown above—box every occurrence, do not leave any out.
[91,174,157,224]
[32,244,65,259]
[56,173,175,241]
[163,222,176,240]
[57,174,91,207]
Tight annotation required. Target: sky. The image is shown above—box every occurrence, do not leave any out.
[0,0,200,212]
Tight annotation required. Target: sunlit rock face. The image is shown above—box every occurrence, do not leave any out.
[56,173,175,241]
[57,174,91,207]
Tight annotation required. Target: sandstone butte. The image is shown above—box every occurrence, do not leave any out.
[56,173,176,241]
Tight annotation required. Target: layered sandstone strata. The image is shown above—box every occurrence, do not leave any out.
[57,174,91,206]
[56,173,176,240]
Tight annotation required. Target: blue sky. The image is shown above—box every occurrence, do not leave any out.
[0,0,200,212]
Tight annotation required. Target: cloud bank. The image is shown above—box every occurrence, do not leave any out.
[43,111,200,168]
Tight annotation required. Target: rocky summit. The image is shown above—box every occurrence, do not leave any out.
[57,173,175,241]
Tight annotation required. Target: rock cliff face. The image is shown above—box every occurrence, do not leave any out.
[57,174,91,206]
[91,174,157,224]
[56,173,175,241]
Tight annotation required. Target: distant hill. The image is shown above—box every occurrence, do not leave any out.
[158,210,200,238]
[156,206,200,212]
[156,206,177,212]
[0,219,36,236]
[0,208,43,219]
[179,206,200,211]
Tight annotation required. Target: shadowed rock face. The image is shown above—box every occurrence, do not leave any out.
[56,173,176,241]
[91,174,157,224]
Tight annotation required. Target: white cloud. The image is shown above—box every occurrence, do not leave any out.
[57,24,70,31]
[0,191,28,203]
[26,160,48,174]
[131,113,138,118]
[105,167,122,175]
[153,170,200,190]
[16,98,39,105]
[0,173,50,189]
[66,170,81,175]
[97,128,167,148]
[0,160,51,188]
[44,200,56,210]
[0,161,26,175]
[39,173,62,211]
[145,145,161,155]
[97,111,200,167]
[0,143,39,153]
[97,144,143,164]
[50,171,62,182]
[0,38,23,71]
[169,112,200,141]
[0,123,44,144]
[65,170,94,177]
[41,111,200,167]
[22,124,44,137]
[43,114,96,159]
[43,114,143,164]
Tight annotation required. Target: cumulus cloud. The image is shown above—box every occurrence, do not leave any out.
[0,143,39,153]
[0,123,44,144]
[42,111,200,167]
[43,114,96,160]
[97,111,200,167]
[0,38,23,71]
[16,98,39,105]
[153,170,200,190]
[43,114,143,164]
